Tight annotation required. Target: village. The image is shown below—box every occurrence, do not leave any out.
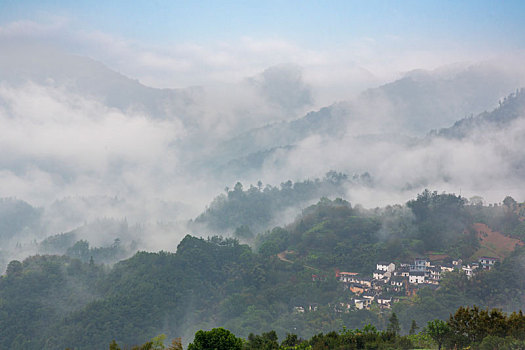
[296,256,499,314]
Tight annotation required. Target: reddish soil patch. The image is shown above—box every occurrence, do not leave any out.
[427,253,449,261]
[472,223,524,258]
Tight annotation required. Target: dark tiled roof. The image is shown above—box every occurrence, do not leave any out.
[410,271,426,276]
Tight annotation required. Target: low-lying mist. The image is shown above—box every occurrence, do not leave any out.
[1,41,525,272]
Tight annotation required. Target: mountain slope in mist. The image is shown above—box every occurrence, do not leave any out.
[2,193,525,349]
[2,45,525,271]
[192,171,368,234]
[0,198,42,241]
[431,88,525,139]
[217,87,525,206]
[0,43,198,123]
[212,62,525,172]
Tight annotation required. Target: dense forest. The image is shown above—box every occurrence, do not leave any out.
[109,305,525,349]
[0,216,143,272]
[192,171,371,234]
[1,191,525,349]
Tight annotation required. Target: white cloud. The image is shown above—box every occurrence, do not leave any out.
[0,17,69,38]
[0,82,183,203]
[1,16,525,254]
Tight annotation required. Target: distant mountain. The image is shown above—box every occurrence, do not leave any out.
[3,45,523,184]
[209,63,524,175]
[358,63,524,133]
[430,88,525,139]
[0,198,42,241]
[0,43,200,125]
[213,104,348,162]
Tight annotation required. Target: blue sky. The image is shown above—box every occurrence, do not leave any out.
[2,0,524,49]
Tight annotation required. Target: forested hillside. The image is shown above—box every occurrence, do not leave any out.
[3,3,525,350]
[257,190,478,271]
[1,191,525,349]
[431,88,525,139]
[193,171,369,234]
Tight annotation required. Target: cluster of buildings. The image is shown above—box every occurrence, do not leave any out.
[331,256,499,311]
[294,256,500,314]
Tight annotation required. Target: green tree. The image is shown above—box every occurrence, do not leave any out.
[109,340,121,350]
[168,338,183,350]
[426,319,449,350]
[387,312,400,335]
[409,320,419,335]
[281,333,299,347]
[503,196,517,209]
[5,260,23,276]
[151,334,167,350]
[245,331,279,350]
[187,328,243,350]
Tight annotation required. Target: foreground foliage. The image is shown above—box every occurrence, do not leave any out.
[110,306,525,349]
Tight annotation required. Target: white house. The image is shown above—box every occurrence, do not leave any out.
[428,266,441,281]
[307,304,318,312]
[409,271,426,284]
[440,264,454,273]
[336,271,360,283]
[410,257,430,272]
[376,262,396,273]
[293,306,305,313]
[389,277,405,292]
[479,257,499,270]
[377,295,392,308]
[373,269,387,281]
[362,292,375,302]
[390,277,404,286]
[394,265,410,277]
[355,276,372,287]
[462,265,474,278]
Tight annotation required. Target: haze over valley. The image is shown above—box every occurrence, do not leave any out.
[2,2,525,349]
[2,41,525,263]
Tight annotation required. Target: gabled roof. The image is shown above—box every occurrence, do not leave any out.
[391,276,406,282]
[358,276,373,281]
[410,271,426,276]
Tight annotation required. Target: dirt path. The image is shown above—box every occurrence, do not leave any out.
[277,250,319,271]
[277,250,294,263]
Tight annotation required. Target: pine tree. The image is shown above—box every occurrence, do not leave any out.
[409,320,419,335]
[387,312,401,335]
[109,340,121,350]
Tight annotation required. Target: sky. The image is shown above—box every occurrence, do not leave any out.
[1,0,525,95]
[2,1,525,49]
